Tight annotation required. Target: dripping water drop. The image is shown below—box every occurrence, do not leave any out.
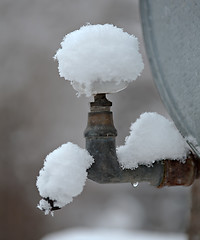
[132,182,139,188]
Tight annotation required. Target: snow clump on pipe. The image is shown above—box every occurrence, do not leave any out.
[117,112,190,169]
[54,24,144,97]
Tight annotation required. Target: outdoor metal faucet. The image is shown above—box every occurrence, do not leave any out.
[85,94,200,187]
[40,93,200,213]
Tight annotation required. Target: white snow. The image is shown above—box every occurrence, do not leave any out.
[54,24,144,97]
[36,142,94,213]
[41,228,186,240]
[37,199,52,215]
[117,112,189,169]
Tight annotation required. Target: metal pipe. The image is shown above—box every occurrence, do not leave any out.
[158,154,200,187]
[40,94,200,213]
[85,94,200,187]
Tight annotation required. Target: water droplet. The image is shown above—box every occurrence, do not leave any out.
[132,182,139,187]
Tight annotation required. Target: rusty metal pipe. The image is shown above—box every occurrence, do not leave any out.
[85,94,200,187]
[40,94,200,213]
[158,153,200,187]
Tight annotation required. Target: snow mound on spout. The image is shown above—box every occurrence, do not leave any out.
[36,142,94,214]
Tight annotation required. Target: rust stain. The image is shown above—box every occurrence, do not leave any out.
[158,152,200,187]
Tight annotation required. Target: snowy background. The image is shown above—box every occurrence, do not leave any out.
[0,0,191,239]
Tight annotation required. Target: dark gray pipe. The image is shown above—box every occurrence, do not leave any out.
[40,94,199,213]
[84,94,164,186]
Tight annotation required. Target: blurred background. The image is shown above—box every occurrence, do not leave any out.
[0,0,191,239]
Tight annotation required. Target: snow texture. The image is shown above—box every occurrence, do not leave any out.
[36,142,94,213]
[117,112,189,169]
[41,228,186,240]
[37,199,52,216]
[54,24,144,97]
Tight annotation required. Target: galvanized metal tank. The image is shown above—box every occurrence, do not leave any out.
[140,0,200,157]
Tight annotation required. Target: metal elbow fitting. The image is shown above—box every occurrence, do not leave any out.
[84,94,164,186]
